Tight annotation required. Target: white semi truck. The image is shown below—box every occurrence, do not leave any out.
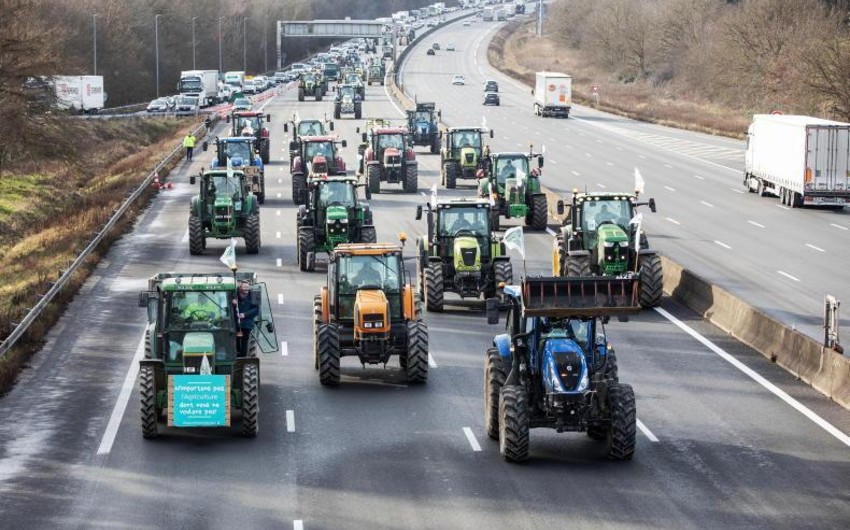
[52,75,105,113]
[177,70,220,107]
[224,71,245,92]
[744,114,850,208]
[533,72,572,118]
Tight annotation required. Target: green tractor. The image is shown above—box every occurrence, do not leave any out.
[366,63,385,85]
[415,198,512,312]
[296,176,376,272]
[440,126,493,189]
[343,72,366,100]
[297,71,325,101]
[188,169,261,255]
[553,191,662,308]
[137,272,278,438]
[477,149,548,231]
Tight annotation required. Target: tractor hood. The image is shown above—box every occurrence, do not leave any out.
[326,204,349,221]
[453,236,481,272]
[383,147,402,167]
[596,223,630,275]
[541,333,589,394]
[416,121,431,135]
[460,146,478,168]
[354,289,390,335]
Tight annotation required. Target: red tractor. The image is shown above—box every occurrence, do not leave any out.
[290,135,348,205]
[357,124,418,194]
[228,111,271,164]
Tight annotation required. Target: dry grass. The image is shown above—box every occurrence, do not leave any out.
[490,20,750,139]
[0,117,202,394]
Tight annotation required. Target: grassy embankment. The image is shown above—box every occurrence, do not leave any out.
[489,20,750,139]
[0,117,200,394]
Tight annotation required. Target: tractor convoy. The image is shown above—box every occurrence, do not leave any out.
[140,33,663,467]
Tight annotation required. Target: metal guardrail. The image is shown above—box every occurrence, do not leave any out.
[0,119,212,361]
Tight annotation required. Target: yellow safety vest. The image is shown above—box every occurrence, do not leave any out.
[183,135,196,148]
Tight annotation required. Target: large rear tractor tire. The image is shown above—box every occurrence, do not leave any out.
[334,105,341,120]
[318,323,341,386]
[244,214,261,254]
[188,215,205,255]
[405,320,429,383]
[298,226,315,272]
[606,383,637,460]
[566,255,592,277]
[140,364,158,439]
[484,348,505,440]
[312,295,322,370]
[367,164,381,195]
[424,262,444,312]
[499,385,530,462]
[298,88,305,102]
[443,162,457,189]
[527,194,548,230]
[430,134,440,154]
[638,254,663,308]
[292,172,307,205]
[494,260,513,289]
[241,363,259,437]
[360,226,377,244]
[403,164,418,193]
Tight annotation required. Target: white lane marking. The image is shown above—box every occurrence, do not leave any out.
[748,220,765,228]
[281,341,289,356]
[278,293,284,305]
[606,161,614,166]
[294,520,304,530]
[97,337,145,455]
[277,192,282,199]
[666,217,680,225]
[276,231,281,239]
[636,419,659,442]
[546,227,557,236]
[776,204,790,211]
[286,410,295,432]
[276,210,281,216]
[638,154,646,159]
[276,258,282,267]
[700,201,714,208]
[180,229,189,243]
[731,188,744,194]
[806,243,826,253]
[655,307,850,448]
[549,160,557,165]
[571,170,580,177]
[664,186,676,192]
[830,223,848,231]
[714,240,731,250]
[693,174,705,180]
[428,353,437,368]
[585,152,592,158]
[664,164,673,168]
[463,427,482,452]
[384,72,406,118]
[777,270,801,282]
[597,183,606,189]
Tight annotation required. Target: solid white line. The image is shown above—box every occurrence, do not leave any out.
[286,410,295,432]
[777,270,801,282]
[278,293,284,305]
[700,201,714,208]
[281,341,288,356]
[293,520,304,530]
[276,258,282,267]
[276,231,281,239]
[571,170,580,176]
[384,73,406,118]
[97,336,145,455]
[463,427,482,452]
[748,220,765,228]
[805,243,825,253]
[830,223,848,231]
[636,418,659,442]
[596,183,606,189]
[665,217,680,225]
[428,353,437,368]
[546,227,557,236]
[693,174,705,180]
[664,186,676,192]
[714,240,731,250]
[654,307,850,448]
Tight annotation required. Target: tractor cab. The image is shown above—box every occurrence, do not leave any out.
[571,194,641,275]
[406,102,441,153]
[441,126,494,187]
[206,137,265,203]
[229,111,269,138]
[331,247,405,321]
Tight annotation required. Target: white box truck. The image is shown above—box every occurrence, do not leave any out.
[745,114,850,208]
[533,72,571,118]
[224,71,245,91]
[177,70,219,107]
[53,75,105,113]
[483,7,494,21]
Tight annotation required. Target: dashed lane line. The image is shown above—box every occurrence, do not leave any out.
[777,270,801,282]
[665,217,680,225]
[806,243,826,253]
[714,240,732,250]
[748,220,765,228]
[463,427,482,452]
[281,341,289,356]
[286,410,295,432]
[636,419,659,442]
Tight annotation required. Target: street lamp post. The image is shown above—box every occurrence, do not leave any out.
[243,17,249,73]
[263,22,268,73]
[219,16,225,73]
[155,14,161,97]
[192,16,198,70]
[93,14,100,75]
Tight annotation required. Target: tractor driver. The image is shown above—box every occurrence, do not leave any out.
[596,204,618,225]
[499,159,517,183]
[307,123,320,136]
[451,211,485,234]
[352,261,382,287]
[180,292,223,324]
[232,280,260,357]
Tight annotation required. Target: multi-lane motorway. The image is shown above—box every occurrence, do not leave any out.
[1,14,849,530]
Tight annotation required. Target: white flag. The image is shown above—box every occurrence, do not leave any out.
[634,167,645,195]
[629,213,643,252]
[430,182,438,208]
[200,354,212,375]
[503,226,525,259]
[226,155,234,179]
[482,115,487,129]
[220,238,237,270]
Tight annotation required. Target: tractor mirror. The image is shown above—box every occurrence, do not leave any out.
[190,175,196,185]
[538,155,544,168]
[202,141,208,152]
[289,140,297,151]
[489,130,494,138]
[266,113,271,122]
[648,198,657,212]
[341,140,348,148]
[485,298,500,325]
[329,121,335,131]
[362,132,367,143]
[226,115,231,123]
[266,322,274,333]
[415,204,423,220]
[365,186,372,200]
[556,200,565,215]
[138,291,150,307]
[284,123,289,132]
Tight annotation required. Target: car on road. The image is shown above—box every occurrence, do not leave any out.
[242,79,258,94]
[463,20,471,26]
[484,80,499,92]
[447,42,456,51]
[483,92,500,106]
[146,97,171,113]
[452,74,465,86]
[432,42,440,50]
[232,97,252,111]
[174,95,200,116]
[427,48,436,56]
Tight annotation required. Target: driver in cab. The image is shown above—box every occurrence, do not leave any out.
[450,212,483,234]
[352,261,382,287]
[180,292,222,323]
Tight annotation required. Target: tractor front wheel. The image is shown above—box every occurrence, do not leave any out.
[140,364,158,439]
[484,348,505,440]
[367,164,381,195]
[638,254,663,308]
[424,262,444,312]
[292,172,307,205]
[405,320,429,383]
[566,254,591,277]
[444,162,458,189]
[527,194,548,230]
[334,104,341,120]
[298,88,305,101]
[354,104,362,120]
[430,134,440,154]
[188,215,205,255]
[318,323,341,386]
[360,226,377,244]
[499,385,530,462]
[241,363,259,437]
[298,226,315,272]
[494,260,513,290]
[312,295,322,370]
[606,383,636,460]
[244,214,261,254]
[403,164,418,193]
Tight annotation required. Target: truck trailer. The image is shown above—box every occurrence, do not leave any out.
[52,75,105,113]
[744,114,850,208]
[177,70,220,107]
[533,72,571,118]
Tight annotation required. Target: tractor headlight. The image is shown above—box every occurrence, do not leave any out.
[619,241,629,247]
[577,369,589,392]
[603,241,614,248]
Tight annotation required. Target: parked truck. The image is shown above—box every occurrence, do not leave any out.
[52,75,105,113]
[177,70,220,107]
[744,114,850,209]
[533,72,572,118]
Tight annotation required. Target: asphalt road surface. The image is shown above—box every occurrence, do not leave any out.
[0,14,849,530]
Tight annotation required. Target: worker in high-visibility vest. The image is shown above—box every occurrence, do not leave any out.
[183,133,197,161]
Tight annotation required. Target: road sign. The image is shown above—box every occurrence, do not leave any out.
[168,374,231,427]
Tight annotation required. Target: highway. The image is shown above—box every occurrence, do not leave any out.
[0,13,849,530]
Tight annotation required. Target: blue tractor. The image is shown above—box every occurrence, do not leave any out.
[406,102,441,154]
[205,136,266,204]
[484,276,640,462]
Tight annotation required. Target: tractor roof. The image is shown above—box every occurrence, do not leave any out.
[221,136,255,142]
[491,152,531,158]
[436,197,490,208]
[160,276,237,292]
[333,243,403,255]
[301,135,339,142]
[232,111,264,117]
[203,168,246,177]
[575,192,637,202]
[447,126,486,133]
[415,102,436,110]
[373,127,408,135]
[317,175,358,184]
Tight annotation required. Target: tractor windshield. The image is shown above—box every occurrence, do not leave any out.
[339,86,356,98]
[168,290,231,330]
[452,131,481,149]
[581,199,632,233]
[414,111,431,123]
[318,181,355,207]
[540,318,591,351]
[222,142,252,162]
[305,141,334,159]
[495,156,529,185]
[346,75,359,84]
[298,121,324,136]
[303,74,315,84]
[335,253,403,319]
[439,206,489,237]
[237,116,261,133]
[378,134,404,150]
[209,175,242,197]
